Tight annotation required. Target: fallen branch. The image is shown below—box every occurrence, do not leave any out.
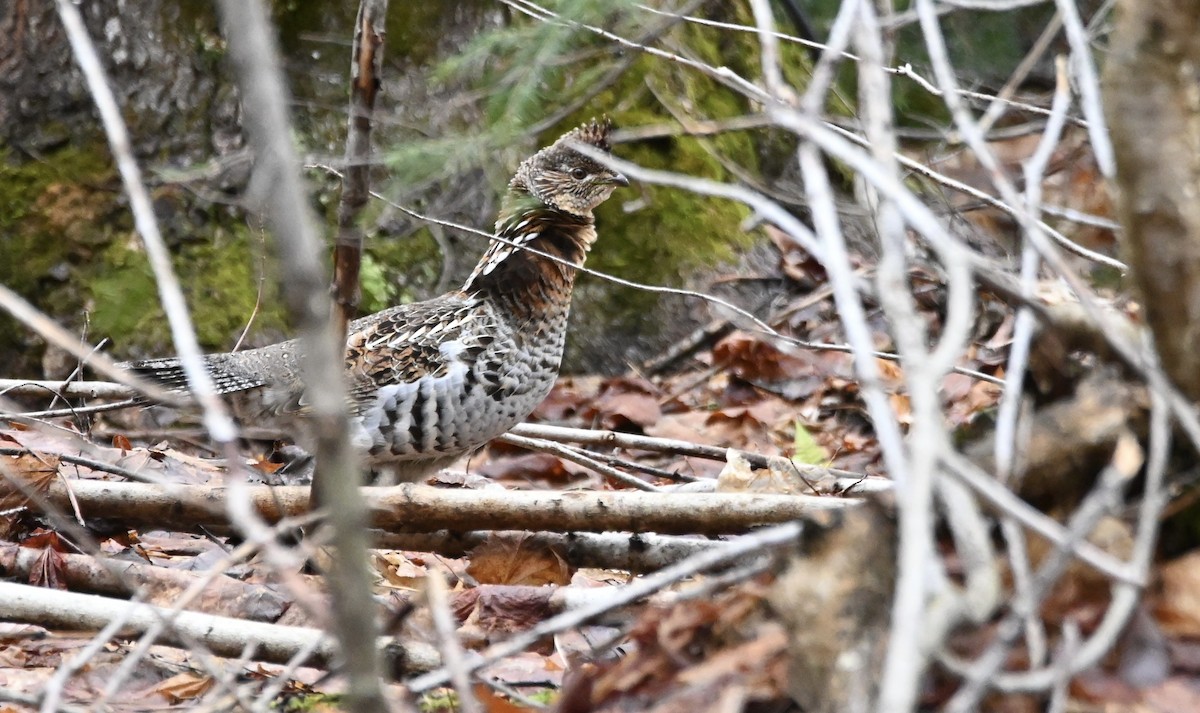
[510,422,888,492]
[35,480,854,536]
[0,379,137,401]
[0,580,439,673]
[0,543,290,621]
[373,530,723,573]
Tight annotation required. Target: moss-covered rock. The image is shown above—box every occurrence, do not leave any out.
[0,145,293,375]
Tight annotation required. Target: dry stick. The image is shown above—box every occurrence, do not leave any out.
[835,3,949,709]
[95,513,331,708]
[0,290,176,405]
[497,433,661,492]
[993,57,1074,671]
[11,398,142,420]
[509,423,889,492]
[249,636,330,713]
[634,1,1084,126]
[332,0,387,338]
[372,530,723,573]
[943,451,1138,585]
[43,480,854,536]
[1,450,241,699]
[5,402,885,493]
[0,379,139,401]
[943,433,1142,712]
[960,391,1173,696]
[54,1,270,695]
[642,318,735,374]
[407,520,804,693]
[425,574,482,713]
[215,2,384,710]
[40,593,143,713]
[911,0,1180,697]
[540,0,1125,272]
[0,580,439,673]
[1053,0,1114,178]
[0,687,86,713]
[0,544,289,621]
[0,447,165,485]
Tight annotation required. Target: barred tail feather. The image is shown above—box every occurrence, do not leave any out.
[122,355,267,396]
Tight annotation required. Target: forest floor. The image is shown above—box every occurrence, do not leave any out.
[2,133,1199,713]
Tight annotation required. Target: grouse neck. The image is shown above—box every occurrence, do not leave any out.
[462,195,597,319]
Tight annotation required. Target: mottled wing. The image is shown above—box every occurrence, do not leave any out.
[343,293,504,412]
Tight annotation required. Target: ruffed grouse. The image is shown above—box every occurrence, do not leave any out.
[126,119,628,481]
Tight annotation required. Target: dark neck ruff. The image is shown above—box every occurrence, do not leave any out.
[465,202,596,324]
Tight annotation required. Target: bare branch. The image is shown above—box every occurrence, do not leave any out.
[214,1,384,708]
[0,580,438,673]
[332,0,388,337]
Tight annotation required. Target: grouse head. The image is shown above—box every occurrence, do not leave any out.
[509,118,629,216]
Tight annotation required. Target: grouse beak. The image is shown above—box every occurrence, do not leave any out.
[609,171,630,188]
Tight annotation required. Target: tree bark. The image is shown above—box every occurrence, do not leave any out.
[1104,0,1200,399]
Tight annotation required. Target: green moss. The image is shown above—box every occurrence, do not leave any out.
[0,145,125,372]
[88,227,290,356]
[417,689,458,713]
[0,145,295,374]
[271,691,342,712]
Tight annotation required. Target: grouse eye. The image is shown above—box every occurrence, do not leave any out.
[570,168,588,180]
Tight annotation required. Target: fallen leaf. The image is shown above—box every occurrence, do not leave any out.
[376,551,428,589]
[1155,550,1200,637]
[153,672,214,703]
[468,534,571,586]
[791,422,827,465]
[713,333,812,383]
[477,453,572,483]
[460,585,557,642]
[585,378,663,431]
[29,547,67,590]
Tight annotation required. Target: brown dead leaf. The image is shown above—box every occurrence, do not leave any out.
[477,453,571,483]
[251,454,285,475]
[702,400,793,455]
[585,377,662,431]
[875,358,904,385]
[532,377,600,421]
[29,547,67,590]
[474,651,564,688]
[459,585,557,642]
[717,452,822,495]
[1155,550,1200,638]
[153,672,214,704]
[20,529,64,551]
[111,434,132,451]
[713,333,813,383]
[0,645,29,669]
[473,683,532,713]
[468,534,570,586]
[0,453,59,510]
[889,392,913,426]
[944,375,1003,427]
[376,551,428,589]
[1034,516,1131,627]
